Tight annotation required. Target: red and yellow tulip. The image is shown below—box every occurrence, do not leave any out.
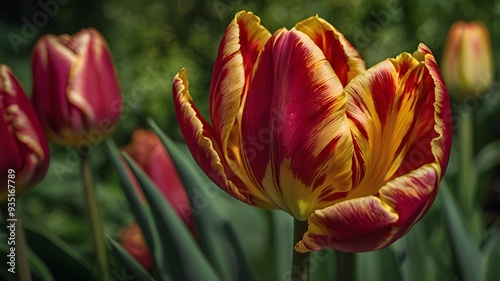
[173,12,452,252]
[31,28,122,147]
[1,65,50,202]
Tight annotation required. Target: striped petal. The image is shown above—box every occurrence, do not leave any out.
[344,44,450,199]
[240,29,353,220]
[173,69,273,208]
[295,163,437,252]
[296,44,451,253]
[209,11,270,167]
[294,15,366,86]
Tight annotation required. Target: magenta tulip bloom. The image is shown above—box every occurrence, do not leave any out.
[1,64,49,202]
[32,28,122,147]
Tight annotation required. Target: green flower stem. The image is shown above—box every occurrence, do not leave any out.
[292,219,310,281]
[1,206,31,281]
[458,111,475,214]
[458,111,483,241]
[337,251,355,281]
[80,153,109,281]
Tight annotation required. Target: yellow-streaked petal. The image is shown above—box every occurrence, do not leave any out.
[295,162,440,253]
[209,11,271,164]
[344,47,449,199]
[294,15,366,86]
[207,11,273,207]
[173,68,251,205]
[240,28,353,219]
[295,196,398,252]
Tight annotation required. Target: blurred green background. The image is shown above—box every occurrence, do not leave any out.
[1,0,500,280]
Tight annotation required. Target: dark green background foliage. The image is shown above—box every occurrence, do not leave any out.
[0,0,499,280]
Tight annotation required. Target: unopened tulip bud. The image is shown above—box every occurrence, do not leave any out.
[122,129,196,235]
[1,64,50,202]
[119,222,152,270]
[31,28,123,147]
[442,21,494,100]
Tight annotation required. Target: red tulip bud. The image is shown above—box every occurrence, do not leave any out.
[122,129,196,235]
[119,222,152,270]
[32,28,123,147]
[1,64,50,202]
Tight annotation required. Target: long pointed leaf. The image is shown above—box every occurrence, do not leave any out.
[26,247,54,281]
[107,237,154,281]
[222,223,258,281]
[149,117,252,280]
[439,182,483,281]
[104,138,171,281]
[123,153,220,281]
[483,222,500,281]
[18,223,94,281]
[399,223,439,281]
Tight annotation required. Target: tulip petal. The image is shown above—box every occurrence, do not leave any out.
[173,69,274,208]
[296,44,452,252]
[0,65,49,199]
[344,45,450,199]
[70,29,122,130]
[295,163,439,253]
[32,35,77,141]
[209,11,271,168]
[241,29,353,219]
[295,195,398,252]
[295,15,366,86]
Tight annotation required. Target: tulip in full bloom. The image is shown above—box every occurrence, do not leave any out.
[1,65,50,202]
[173,12,452,252]
[442,21,494,100]
[32,28,122,147]
[122,129,195,233]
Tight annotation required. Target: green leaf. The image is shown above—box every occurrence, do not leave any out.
[439,182,483,281]
[123,152,220,281]
[483,222,500,281]
[107,237,154,281]
[399,222,439,281]
[26,246,54,281]
[476,140,500,175]
[355,248,400,281]
[475,139,500,200]
[148,117,255,281]
[222,223,258,281]
[104,138,172,281]
[20,224,94,281]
